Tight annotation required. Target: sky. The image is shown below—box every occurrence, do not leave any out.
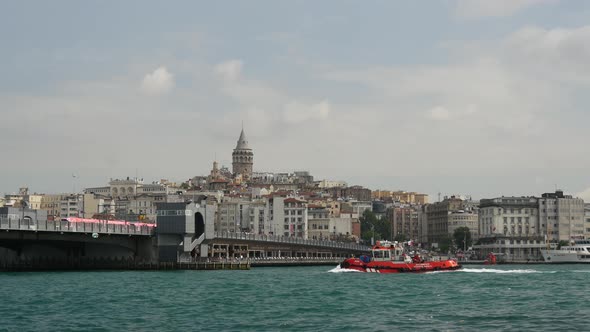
[1,0,590,201]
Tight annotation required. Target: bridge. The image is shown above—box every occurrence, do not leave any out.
[0,216,156,269]
[209,231,369,260]
[0,202,370,269]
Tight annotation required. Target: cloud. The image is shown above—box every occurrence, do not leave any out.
[577,187,590,202]
[215,59,243,82]
[504,25,590,78]
[140,66,174,95]
[454,0,557,19]
[428,106,450,120]
[282,100,331,124]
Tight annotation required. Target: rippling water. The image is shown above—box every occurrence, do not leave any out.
[1,264,589,331]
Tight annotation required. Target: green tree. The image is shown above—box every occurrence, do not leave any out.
[179,182,189,190]
[453,227,472,252]
[360,210,391,244]
[438,234,453,253]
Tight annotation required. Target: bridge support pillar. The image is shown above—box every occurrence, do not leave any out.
[155,201,215,262]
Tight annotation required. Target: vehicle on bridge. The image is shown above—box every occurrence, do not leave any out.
[339,240,461,273]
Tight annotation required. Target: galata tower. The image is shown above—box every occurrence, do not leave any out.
[232,128,253,178]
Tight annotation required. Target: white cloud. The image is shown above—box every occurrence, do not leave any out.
[140,66,174,95]
[215,59,243,82]
[454,0,557,19]
[282,100,331,124]
[504,26,590,78]
[428,106,450,120]
[577,187,590,202]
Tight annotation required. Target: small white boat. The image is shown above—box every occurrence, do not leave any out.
[540,239,590,263]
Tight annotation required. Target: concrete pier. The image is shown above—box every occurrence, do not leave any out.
[0,258,250,272]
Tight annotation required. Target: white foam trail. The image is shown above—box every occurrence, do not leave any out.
[328,265,362,273]
[460,268,541,274]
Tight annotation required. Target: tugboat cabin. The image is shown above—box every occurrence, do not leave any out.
[372,241,406,262]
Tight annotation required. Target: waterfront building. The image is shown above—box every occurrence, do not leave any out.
[448,210,478,242]
[387,205,422,242]
[475,191,585,261]
[232,128,253,179]
[585,204,590,239]
[426,196,469,245]
[479,196,539,239]
[538,190,585,242]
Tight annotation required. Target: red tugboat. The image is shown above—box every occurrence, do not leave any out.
[340,240,461,273]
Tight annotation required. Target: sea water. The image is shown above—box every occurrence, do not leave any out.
[0,264,588,331]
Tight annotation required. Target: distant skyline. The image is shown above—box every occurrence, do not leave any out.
[1,1,590,201]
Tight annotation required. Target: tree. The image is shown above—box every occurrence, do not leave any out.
[360,210,391,244]
[438,234,453,253]
[453,227,472,252]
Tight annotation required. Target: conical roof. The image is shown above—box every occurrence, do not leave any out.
[235,128,250,149]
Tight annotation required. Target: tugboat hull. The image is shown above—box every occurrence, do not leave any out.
[340,258,461,273]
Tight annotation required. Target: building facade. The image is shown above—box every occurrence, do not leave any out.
[538,190,585,242]
[475,191,585,261]
[426,196,466,245]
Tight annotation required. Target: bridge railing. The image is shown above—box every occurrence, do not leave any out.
[0,217,154,236]
[214,231,370,251]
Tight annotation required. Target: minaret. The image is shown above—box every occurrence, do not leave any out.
[232,127,254,178]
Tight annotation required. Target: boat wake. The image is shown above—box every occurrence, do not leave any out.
[328,265,362,273]
[459,268,542,274]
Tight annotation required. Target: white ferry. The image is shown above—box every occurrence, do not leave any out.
[540,240,590,263]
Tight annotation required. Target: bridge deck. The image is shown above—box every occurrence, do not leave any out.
[213,231,370,252]
[0,217,154,236]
